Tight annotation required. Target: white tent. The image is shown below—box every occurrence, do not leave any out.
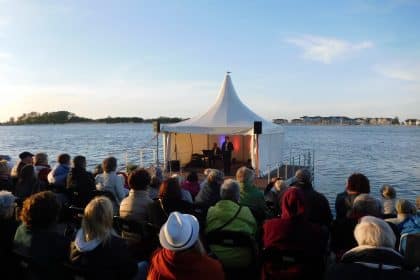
[161,73,284,176]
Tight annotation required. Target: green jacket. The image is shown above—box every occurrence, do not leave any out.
[205,200,257,267]
[239,181,266,219]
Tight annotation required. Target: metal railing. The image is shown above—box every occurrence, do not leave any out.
[265,148,315,184]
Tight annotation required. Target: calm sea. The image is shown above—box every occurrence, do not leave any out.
[1,124,419,208]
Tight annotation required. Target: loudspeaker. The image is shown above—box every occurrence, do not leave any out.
[254,121,262,134]
[167,160,180,172]
[153,120,160,133]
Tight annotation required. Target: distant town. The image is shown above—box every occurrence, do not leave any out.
[273,116,420,126]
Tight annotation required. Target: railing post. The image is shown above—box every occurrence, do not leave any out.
[277,163,280,178]
[285,163,288,179]
[125,152,128,172]
[140,150,144,168]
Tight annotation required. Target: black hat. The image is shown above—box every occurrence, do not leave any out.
[19,151,34,160]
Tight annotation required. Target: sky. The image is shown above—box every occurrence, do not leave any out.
[0,0,419,122]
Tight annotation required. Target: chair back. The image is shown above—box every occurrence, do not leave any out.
[261,247,323,280]
[206,230,259,279]
[12,249,69,280]
[400,233,420,269]
[113,216,159,244]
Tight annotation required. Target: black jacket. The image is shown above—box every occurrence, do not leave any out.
[70,235,138,280]
[66,167,96,207]
[327,246,419,280]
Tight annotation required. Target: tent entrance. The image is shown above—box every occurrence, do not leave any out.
[164,132,253,170]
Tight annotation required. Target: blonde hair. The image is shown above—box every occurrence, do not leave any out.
[380,184,396,199]
[236,166,254,184]
[354,216,395,248]
[82,196,114,242]
[395,199,416,215]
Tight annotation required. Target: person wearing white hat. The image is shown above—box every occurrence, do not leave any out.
[148,212,225,280]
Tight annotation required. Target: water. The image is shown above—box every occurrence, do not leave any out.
[0,124,419,207]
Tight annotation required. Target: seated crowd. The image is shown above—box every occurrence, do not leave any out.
[0,151,419,280]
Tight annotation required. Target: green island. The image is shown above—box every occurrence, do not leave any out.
[1,111,185,125]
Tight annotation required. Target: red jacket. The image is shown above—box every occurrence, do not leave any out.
[262,188,328,280]
[147,248,224,280]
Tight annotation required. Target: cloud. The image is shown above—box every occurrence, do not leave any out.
[374,63,420,82]
[286,35,374,64]
[0,51,12,60]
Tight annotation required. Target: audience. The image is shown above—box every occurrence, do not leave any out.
[70,196,140,279]
[95,156,127,213]
[205,179,257,269]
[66,155,96,207]
[386,199,416,228]
[327,216,418,280]
[120,168,153,221]
[11,151,34,180]
[195,169,224,211]
[381,184,397,217]
[292,168,332,227]
[14,164,42,199]
[0,191,18,261]
[181,171,200,198]
[262,187,328,279]
[14,191,70,273]
[264,178,288,216]
[48,153,71,189]
[0,160,12,191]
[0,150,419,279]
[236,166,267,222]
[171,174,193,203]
[148,212,225,280]
[148,174,162,200]
[331,194,393,259]
[33,152,51,186]
[147,178,193,230]
[335,173,370,220]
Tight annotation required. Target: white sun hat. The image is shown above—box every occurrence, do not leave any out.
[159,211,199,251]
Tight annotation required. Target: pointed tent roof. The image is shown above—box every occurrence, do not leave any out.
[161,74,282,135]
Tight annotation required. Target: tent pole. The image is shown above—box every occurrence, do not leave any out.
[255,134,260,178]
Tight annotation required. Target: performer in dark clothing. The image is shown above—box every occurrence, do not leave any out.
[221,136,234,175]
[209,143,222,168]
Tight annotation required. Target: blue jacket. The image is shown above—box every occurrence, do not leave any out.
[48,164,70,187]
[399,214,420,255]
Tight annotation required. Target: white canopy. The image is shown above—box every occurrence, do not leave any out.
[161,73,284,175]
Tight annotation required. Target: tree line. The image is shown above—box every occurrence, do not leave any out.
[2,111,185,125]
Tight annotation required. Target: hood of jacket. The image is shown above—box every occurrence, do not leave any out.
[281,187,305,219]
[74,229,102,252]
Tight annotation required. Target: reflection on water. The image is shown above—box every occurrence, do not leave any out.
[1,124,419,206]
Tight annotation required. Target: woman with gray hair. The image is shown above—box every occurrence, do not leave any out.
[327,216,417,280]
[236,166,266,222]
[195,169,224,211]
[205,179,257,270]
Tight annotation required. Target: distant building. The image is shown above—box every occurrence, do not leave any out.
[273,118,288,124]
[355,118,367,125]
[405,119,418,126]
[291,118,303,124]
